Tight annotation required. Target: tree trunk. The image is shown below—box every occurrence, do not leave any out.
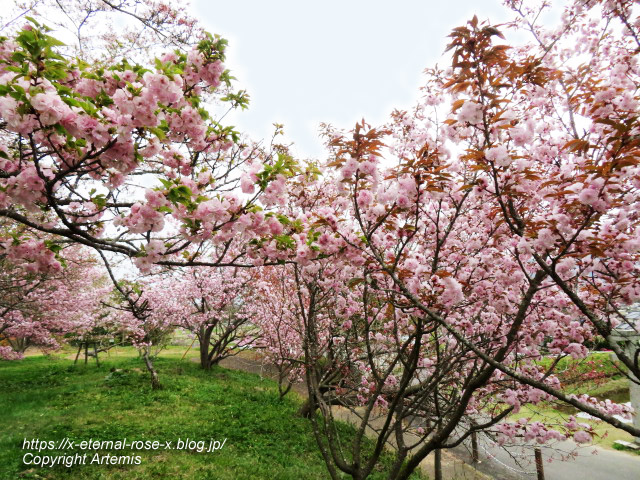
[297,398,317,418]
[142,347,161,390]
[278,380,292,399]
[199,327,213,370]
[199,343,211,370]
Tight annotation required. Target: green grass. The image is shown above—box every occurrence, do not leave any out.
[510,403,636,451]
[0,352,423,479]
[536,352,623,385]
[613,442,640,455]
[531,352,629,403]
[510,352,634,453]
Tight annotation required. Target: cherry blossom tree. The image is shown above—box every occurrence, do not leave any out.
[255,1,640,478]
[383,0,640,433]
[68,309,128,366]
[252,265,306,399]
[0,0,297,386]
[1,1,639,479]
[0,15,291,271]
[0,239,110,359]
[142,265,260,370]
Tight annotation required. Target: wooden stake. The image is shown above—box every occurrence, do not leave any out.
[181,336,197,361]
[471,430,479,463]
[535,448,545,480]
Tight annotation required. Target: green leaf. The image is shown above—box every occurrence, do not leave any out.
[167,185,192,205]
[149,127,166,140]
[158,179,173,189]
[24,16,41,27]
[276,214,291,225]
[274,234,295,250]
[44,240,62,254]
[91,195,107,209]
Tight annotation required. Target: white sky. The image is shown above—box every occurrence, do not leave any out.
[193,0,512,161]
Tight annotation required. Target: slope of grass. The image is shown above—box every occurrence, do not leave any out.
[511,352,634,453]
[510,403,636,451]
[536,352,623,386]
[0,353,422,479]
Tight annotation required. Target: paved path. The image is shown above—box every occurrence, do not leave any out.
[453,433,640,480]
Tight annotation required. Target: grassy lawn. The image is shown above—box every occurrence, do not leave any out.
[0,349,423,479]
[510,352,635,452]
[510,403,636,450]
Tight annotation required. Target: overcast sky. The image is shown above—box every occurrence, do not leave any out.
[193,1,511,160]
